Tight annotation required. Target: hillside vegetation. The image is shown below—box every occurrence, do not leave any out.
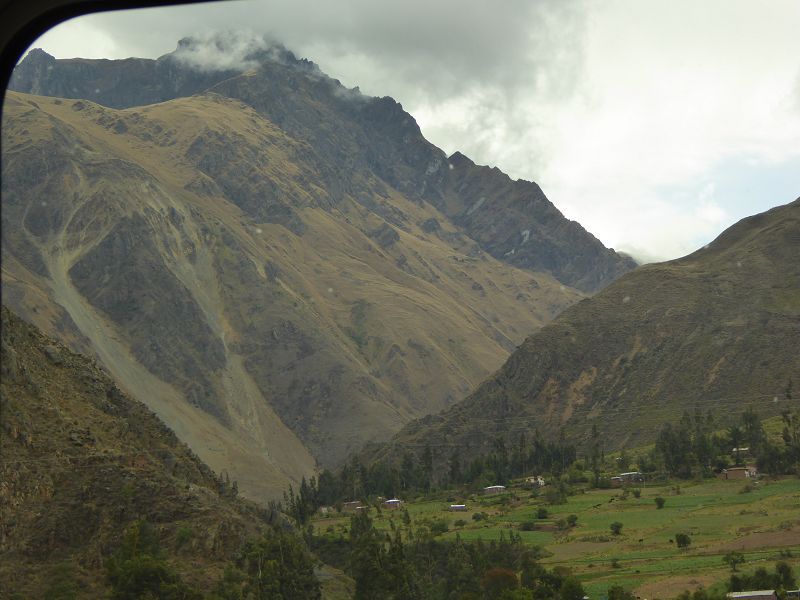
[367,200,800,469]
[0,306,321,598]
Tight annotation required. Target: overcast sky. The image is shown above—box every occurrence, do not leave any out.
[27,0,800,262]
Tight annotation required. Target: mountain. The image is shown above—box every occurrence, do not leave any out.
[9,38,635,293]
[0,306,285,597]
[365,200,800,468]
[2,37,634,501]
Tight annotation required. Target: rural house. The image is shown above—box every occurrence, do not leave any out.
[718,465,758,480]
[482,485,506,495]
[383,498,403,509]
[449,504,467,512]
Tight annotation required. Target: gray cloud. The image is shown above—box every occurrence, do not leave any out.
[41,0,587,107]
[29,0,800,262]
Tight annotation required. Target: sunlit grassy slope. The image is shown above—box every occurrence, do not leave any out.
[1,90,583,500]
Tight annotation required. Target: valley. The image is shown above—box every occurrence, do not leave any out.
[1,31,798,600]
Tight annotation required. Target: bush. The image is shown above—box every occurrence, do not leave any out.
[723,551,745,572]
[655,496,666,509]
[610,522,623,535]
[472,512,488,522]
[556,518,568,530]
[632,488,641,498]
[675,533,691,548]
[567,514,578,527]
[607,585,637,599]
[519,521,536,531]
[536,508,549,519]
[454,519,467,527]
[480,567,518,596]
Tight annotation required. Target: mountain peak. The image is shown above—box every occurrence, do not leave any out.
[166,33,302,73]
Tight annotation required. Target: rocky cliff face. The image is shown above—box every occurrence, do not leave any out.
[3,37,634,501]
[0,306,281,597]
[9,38,635,292]
[367,200,800,468]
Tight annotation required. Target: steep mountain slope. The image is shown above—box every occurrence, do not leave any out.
[3,38,634,501]
[0,306,282,597]
[367,200,800,468]
[9,39,635,292]
[1,90,581,501]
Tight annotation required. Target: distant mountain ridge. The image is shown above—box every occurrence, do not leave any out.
[4,36,634,501]
[364,199,800,470]
[9,37,635,292]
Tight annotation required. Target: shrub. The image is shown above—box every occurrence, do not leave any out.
[454,519,467,527]
[655,496,666,509]
[519,521,536,531]
[536,507,549,519]
[480,567,518,596]
[632,488,641,498]
[472,512,487,522]
[723,551,745,572]
[675,533,691,548]
[610,522,623,535]
[567,514,578,527]
[607,585,637,599]
[175,526,194,549]
[556,518,568,531]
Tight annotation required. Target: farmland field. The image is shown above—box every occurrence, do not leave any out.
[312,476,800,598]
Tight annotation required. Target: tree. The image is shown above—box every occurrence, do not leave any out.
[610,522,623,536]
[106,520,202,600]
[481,567,518,597]
[566,514,578,527]
[607,585,637,600]
[349,510,391,599]
[675,533,691,549]
[655,496,666,509]
[239,529,321,599]
[728,425,744,464]
[723,551,745,572]
[559,576,586,600]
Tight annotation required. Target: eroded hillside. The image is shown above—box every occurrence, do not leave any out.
[0,306,283,597]
[368,200,800,470]
[1,90,584,499]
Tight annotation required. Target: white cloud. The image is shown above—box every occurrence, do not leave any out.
[24,0,800,262]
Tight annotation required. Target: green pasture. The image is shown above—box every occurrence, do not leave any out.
[312,477,800,597]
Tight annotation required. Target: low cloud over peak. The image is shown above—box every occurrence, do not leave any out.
[27,0,800,262]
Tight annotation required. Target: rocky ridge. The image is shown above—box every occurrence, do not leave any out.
[365,199,800,470]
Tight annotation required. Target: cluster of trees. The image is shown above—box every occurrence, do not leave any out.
[104,520,320,600]
[281,433,577,525]
[321,509,589,600]
[653,405,799,478]
[729,562,797,596]
[673,561,797,600]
